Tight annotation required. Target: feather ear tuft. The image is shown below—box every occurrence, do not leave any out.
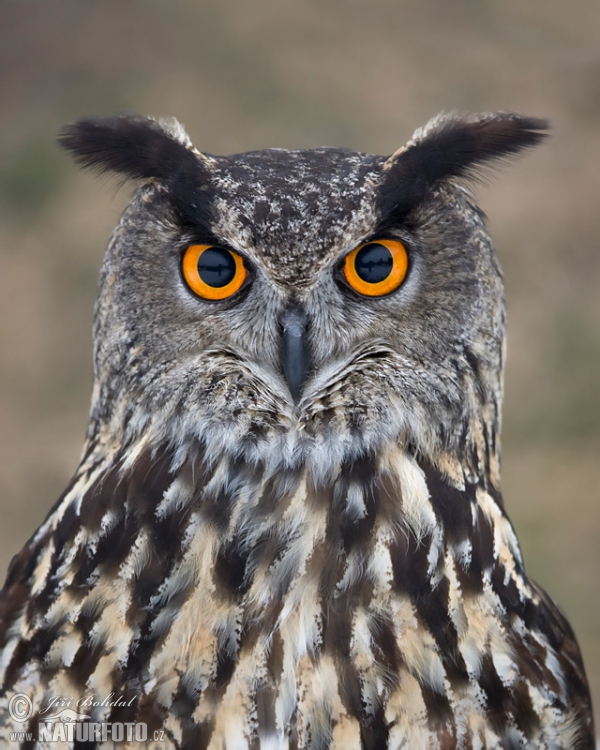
[58,114,214,226]
[58,114,209,182]
[379,112,549,224]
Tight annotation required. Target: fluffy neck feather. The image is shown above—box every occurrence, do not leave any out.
[1,427,535,744]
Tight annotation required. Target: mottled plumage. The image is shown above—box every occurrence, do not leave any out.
[0,113,594,748]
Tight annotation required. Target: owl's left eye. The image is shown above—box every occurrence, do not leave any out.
[342,239,408,297]
[182,244,247,300]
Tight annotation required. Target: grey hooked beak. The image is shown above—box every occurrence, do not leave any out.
[279,307,310,402]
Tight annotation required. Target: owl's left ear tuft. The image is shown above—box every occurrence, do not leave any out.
[380,112,549,223]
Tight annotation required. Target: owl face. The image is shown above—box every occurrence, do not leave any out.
[62,114,545,472]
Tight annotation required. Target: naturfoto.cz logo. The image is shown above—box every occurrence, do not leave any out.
[7,692,166,744]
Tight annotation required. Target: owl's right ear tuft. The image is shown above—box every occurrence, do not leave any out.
[58,115,216,228]
[58,114,206,184]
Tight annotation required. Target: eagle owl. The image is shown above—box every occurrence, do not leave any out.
[0,113,594,749]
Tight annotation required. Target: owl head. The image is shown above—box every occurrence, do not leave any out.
[60,113,546,483]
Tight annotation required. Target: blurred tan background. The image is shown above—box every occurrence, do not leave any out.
[0,0,599,729]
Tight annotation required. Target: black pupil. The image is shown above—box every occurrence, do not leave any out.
[355,243,393,283]
[197,247,237,288]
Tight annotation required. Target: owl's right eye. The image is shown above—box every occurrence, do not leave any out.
[182,244,247,301]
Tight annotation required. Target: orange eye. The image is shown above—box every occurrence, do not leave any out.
[182,244,247,301]
[343,239,409,297]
